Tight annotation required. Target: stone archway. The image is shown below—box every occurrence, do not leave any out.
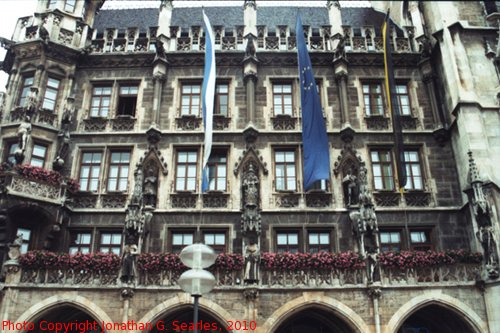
[11,295,115,333]
[262,294,369,333]
[386,293,487,333]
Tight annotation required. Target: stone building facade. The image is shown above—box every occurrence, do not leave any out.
[0,0,498,332]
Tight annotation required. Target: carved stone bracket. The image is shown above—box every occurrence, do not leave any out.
[305,191,332,208]
[243,287,259,301]
[83,118,108,131]
[367,287,382,299]
[203,192,229,208]
[365,116,390,130]
[404,191,431,207]
[271,115,297,130]
[111,117,136,131]
[171,193,197,208]
[373,192,400,207]
[176,115,202,130]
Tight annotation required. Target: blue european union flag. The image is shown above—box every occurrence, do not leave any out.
[296,15,330,191]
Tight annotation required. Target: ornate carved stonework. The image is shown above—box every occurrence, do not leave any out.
[37,109,57,126]
[271,115,297,130]
[58,28,74,46]
[365,116,390,130]
[203,193,229,208]
[83,118,108,131]
[305,191,332,208]
[111,117,136,131]
[404,192,431,207]
[274,193,300,208]
[400,115,418,130]
[176,115,202,130]
[213,115,230,130]
[71,193,98,209]
[241,162,261,234]
[101,193,128,208]
[373,192,400,207]
[171,193,197,208]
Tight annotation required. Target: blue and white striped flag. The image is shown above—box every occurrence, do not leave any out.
[201,10,216,192]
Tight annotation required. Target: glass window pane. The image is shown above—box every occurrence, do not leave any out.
[215,234,225,245]
[185,234,193,244]
[380,233,389,243]
[309,234,318,244]
[287,179,296,190]
[288,233,298,244]
[186,179,196,191]
[371,152,379,162]
[319,233,329,244]
[277,234,287,244]
[90,180,99,191]
[173,234,183,245]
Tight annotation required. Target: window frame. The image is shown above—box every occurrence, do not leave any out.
[202,230,227,254]
[4,141,19,165]
[214,82,229,116]
[17,75,34,107]
[379,228,403,252]
[30,142,48,168]
[175,149,198,192]
[207,150,228,192]
[41,76,61,112]
[275,229,300,253]
[97,230,122,255]
[395,83,412,116]
[170,230,195,254]
[180,82,202,116]
[404,149,424,191]
[116,84,139,117]
[362,82,385,116]
[307,230,331,253]
[78,151,103,192]
[370,149,395,191]
[17,227,32,254]
[409,228,433,251]
[64,0,76,12]
[90,85,113,118]
[274,149,297,192]
[69,230,93,254]
[106,150,131,192]
[272,82,294,116]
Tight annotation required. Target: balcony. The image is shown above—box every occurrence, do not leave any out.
[9,250,482,289]
[0,165,78,205]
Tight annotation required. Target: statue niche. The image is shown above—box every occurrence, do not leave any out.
[241,161,261,234]
[342,164,359,207]
[143,160,159,208]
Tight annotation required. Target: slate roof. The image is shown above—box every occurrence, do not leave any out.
[93,6,386,33]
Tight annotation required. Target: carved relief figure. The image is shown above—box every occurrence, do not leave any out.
[143,166,158,207]
[342,167,358,206]
[130,168,144,206]
[243,163,259,208]
[121,244,138,284]
[24,86,38,115]
[17,116,32,152]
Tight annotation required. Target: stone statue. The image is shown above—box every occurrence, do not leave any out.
[143,166,158,207]
[476,226,498,277]
[342,167,358,207]
[17,116,32,152]
[24,86,38,115]
[367,248,380,284]
[130,168,144,206]
[121,244,138,284]
[333,35,345,60]
[244,238,260,283]
[155,39,166,59]
[243,163,259,208]
[245,35,257,59]
[39,24,50,45]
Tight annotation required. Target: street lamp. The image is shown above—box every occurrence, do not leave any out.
[178,243,217,333]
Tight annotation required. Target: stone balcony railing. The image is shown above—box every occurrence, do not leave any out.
[9,106,58,128]
[0,172,67,205]
[11,263,480,289]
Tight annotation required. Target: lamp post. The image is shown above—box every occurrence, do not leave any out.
[178,243,217,333]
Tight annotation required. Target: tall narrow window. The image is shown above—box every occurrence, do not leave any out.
[404,150,423,190]
[175,151,198,191]
[308,231,330,253]
[215,83,229,116]
[107,151,130,192]
[171,231,194,254]
[117,85,138,117]
[273,83,293,115]
[18,76,34,107]
[276,231,299,253]
[274,150,296,191]
[180,84,201,116]
[17,228,31,254]
[5,142,19,164]
[64,0,76,12]
[207,152,227,191]
[90,86,112,117]
[363,83,384,116]
[98,232,122,254]
[42,77,60,112]
[370,150,394,190]
[380,230,402,252]
[30,143,48,168]
[395,84,411,115]
[69,232,92,254]
[203,231,226,253]
[410,229,432,251]
[79,151,102,192]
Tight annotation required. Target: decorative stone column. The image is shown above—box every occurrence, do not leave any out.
[334,67,349,127]
[152,73,166,127]
[243,36,258,125]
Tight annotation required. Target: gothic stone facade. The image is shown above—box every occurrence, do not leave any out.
[0,1,499,333]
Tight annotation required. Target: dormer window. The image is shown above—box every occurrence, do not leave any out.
[64,0,76,12]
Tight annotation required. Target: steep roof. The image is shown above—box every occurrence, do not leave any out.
[92,6,386,32]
